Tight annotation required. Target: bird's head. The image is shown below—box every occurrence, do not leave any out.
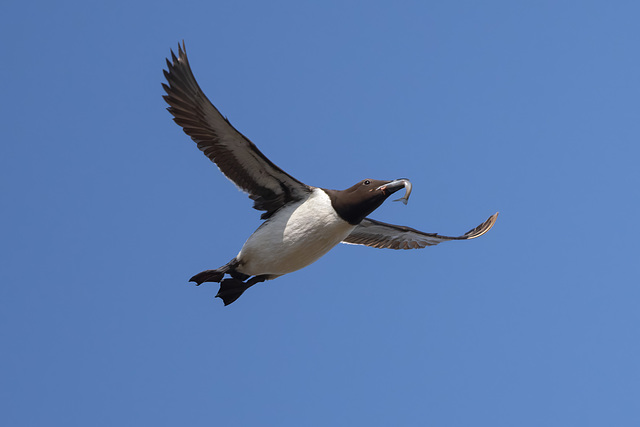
[325,178,412,225]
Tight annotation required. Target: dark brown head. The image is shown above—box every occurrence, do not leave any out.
[323,179,410,225]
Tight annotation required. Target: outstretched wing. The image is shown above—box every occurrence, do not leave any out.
[162,42,312,219]
[342,212,498,249]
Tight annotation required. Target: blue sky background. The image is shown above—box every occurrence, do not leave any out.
[2,1,639,425]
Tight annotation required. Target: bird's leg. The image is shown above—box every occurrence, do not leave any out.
[216,275,269,306]
[189,258,244,285]
[229,270,250,281]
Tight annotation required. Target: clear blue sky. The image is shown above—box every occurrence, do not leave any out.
[2,1,639,426]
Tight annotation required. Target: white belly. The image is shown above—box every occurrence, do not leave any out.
[236,188,355,276]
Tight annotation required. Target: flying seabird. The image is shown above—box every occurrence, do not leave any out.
[162,42,498,306]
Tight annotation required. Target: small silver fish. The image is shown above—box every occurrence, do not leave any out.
[393,179,412,205]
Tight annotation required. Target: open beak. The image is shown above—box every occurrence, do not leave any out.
[375,179,412,204]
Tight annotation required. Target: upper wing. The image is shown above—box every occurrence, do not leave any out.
[162,42,312,219]
[342,212,498,249]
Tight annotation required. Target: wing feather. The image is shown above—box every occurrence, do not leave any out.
[342,213,498,249]
[162,42,311,219]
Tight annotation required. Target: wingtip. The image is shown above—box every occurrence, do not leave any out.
[463,212,499,239]
[167,41,187,67]
[487,211,499,225]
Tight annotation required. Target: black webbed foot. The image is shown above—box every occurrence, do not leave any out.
[189,269,225,285]
[216,275,269,306]
[216,278,250,306]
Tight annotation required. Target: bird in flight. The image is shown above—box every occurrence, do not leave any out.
[162,42,498,305]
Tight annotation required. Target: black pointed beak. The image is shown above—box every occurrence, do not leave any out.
[375,179,412,204]
[376,179,408,195]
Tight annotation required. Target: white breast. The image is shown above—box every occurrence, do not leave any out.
[236,188,355,276]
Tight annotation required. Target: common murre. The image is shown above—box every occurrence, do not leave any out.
[162,42,498,305]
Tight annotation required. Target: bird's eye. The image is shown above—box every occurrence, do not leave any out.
[363,180,371,185]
